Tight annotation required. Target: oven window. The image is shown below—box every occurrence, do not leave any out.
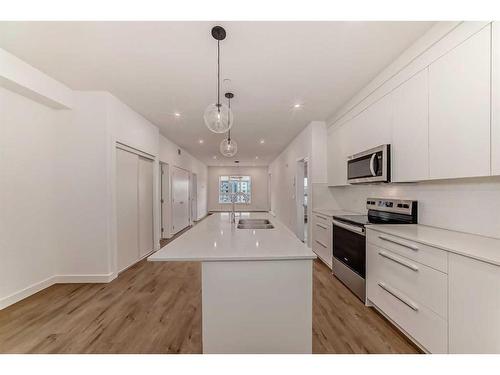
[333,225,366,277]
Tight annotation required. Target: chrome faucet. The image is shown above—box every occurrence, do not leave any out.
[230,191,250,224]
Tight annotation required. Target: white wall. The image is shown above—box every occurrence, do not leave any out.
[0,47,209,309]
[0,87,61,308]
[268,121,327,245]
[207,166,269,212]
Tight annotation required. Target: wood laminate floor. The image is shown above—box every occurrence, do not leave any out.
[0,226,419,354]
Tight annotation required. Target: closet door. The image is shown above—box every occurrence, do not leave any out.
[116,148,139,272]
[138,156,154,257]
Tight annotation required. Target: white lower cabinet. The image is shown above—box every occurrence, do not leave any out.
[366,233,448,353]
[448,253,500,353]
[367,228,500,354]
[311,213,332,268]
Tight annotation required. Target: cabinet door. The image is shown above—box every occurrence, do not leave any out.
[428,25,491,179]
[116,148,139,272]
[349,94,393,155]
[449,253,500,353]
[327,123,349,186]
[492,22,500,175]
[391,69,429,182]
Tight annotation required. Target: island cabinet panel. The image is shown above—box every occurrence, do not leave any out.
[202,259,313,354]
[391,69,429,182]
[428,25,491,180]
[448,253,500,353]
[492,21,500,175]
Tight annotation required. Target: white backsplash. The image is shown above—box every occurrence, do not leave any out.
[312,176,500,239]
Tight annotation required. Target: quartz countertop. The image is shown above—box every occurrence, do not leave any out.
[148,212,317,262]
[367,224,500,266]
[312,208,359,217]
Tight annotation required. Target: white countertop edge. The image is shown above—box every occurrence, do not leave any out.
[367,225,500,266]
[149,255,317,262]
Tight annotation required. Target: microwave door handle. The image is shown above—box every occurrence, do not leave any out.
[369,153,377,176]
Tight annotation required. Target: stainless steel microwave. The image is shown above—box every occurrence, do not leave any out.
[347,144,390,184]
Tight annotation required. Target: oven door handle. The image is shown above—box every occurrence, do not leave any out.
[332,220,365,236]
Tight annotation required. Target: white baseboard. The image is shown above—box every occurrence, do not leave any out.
[0,272,116,310]
[55,272,116,283]
[0,276,57,310]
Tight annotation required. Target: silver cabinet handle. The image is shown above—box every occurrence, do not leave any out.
[378,235,419,251]
[316,223,328,229]
[315,240,327,248]
[378,251,419,272]
[378,282,419,311]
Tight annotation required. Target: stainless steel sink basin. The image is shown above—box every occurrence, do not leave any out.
[237,219,274,229]
[238,219,271,225]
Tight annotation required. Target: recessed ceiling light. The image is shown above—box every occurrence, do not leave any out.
[255,156,259,159]
[259,139,265,144]
[174,112,181,117]
[198,139,204,144]
[293,103,302,108]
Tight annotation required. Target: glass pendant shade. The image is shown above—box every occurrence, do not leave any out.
[220,137,238,157]
[204,103,233,133]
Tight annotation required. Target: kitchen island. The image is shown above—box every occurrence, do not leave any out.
[148,212,316,353]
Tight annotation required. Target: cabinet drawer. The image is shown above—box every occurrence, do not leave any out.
[367,243,448,318]
[312,239,332,268]
[314,221,330,247]
[367,275,448,353]
[367,229,447,273]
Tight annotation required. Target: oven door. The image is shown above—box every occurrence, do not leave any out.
[347,144,390,184]
[332,220,366,278]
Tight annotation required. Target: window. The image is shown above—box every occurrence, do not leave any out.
[219,175,251,204]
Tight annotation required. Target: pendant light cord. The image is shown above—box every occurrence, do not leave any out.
[217,40,220,110]
[227,96,231,142]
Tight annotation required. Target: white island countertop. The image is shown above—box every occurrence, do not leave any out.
[149,212,317,262]
[368,224,500,266]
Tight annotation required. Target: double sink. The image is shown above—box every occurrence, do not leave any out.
[237,219,274,229]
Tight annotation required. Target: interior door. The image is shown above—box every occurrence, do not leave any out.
[171,166,190,234]
[138,156,154,257]
[116,148,139,272]
[191,173,198,222]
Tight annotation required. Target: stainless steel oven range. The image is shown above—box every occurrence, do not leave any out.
[332,198,418,301]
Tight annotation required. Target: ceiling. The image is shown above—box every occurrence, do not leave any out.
[0,21,434,166]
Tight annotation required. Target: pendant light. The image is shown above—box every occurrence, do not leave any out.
[204,26,233,134]
[220,92,237,157]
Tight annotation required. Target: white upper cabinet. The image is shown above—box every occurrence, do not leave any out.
[428,25,491,179]
[327,123,349,186]
[348,94,393,156]
[492,22,500,176]
[391,69,429,182]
